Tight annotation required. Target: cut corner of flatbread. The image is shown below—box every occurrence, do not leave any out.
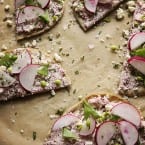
[72,0,126,31]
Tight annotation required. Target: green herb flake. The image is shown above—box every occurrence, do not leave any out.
[37,65,49,77]
[83,101,100,119]
[55,79,61,86]
[32,131,37,140]
[132,47,145,58]
[39,12,50,23]
[55,108,65,116]
[0,54,17,68]
[25,0,35,5]
[62,128,77,140]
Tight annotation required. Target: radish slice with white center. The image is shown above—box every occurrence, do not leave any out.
[128,56,145,75]
[79,118,96,136]
[111,102,141,127]
[52,114,79,131]
[0,71,16,87]
[95,121,116,145]
[17,6,44,24]
[128,32,145,51]
[98,0,112,4]
[118,121,138,145]
[37,0,50,9]
[19,64,40,92]
[84,0,98,13]
[11,49,32,74]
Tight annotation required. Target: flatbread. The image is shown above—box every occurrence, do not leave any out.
[0,48,71,101]
[118,1,145,97]
[15,0,65,40]
[71,0,125,31]
[44,93,145,145]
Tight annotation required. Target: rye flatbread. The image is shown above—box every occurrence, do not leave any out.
[118,0,145,97]
[0,48,71,101]
[15,0,64,40]
[44,93,145,145]
[71,0,125,31]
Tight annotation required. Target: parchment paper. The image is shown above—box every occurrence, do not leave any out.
[0,1,145,145]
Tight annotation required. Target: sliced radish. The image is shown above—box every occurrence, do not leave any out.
[19,64,40,92]
[118,121,138,145]
[37,0,50,9]
[128,56,145,75]
[98,0,112,4]
[111,102,141,127]
[128,32,145,51]
[79,118,96,136]
[52,114,79,131]
[11,49,32,74]
[84,0,98,13]
[17,6,44,24]
[95,121,116,145]
[15,0,25,9]
[0,71,16,87]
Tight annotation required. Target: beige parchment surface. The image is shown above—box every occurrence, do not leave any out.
[0,1,145,145]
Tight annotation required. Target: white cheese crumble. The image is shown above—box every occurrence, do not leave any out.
[54,53,63,63]
[6,20,13,27]
[1,44,8,50]
[116,8,125,20]
[88,44,95,50]
[0,0,4,4]
[4,5,10,11]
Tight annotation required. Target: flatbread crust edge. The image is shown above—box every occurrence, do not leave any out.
[72,0,125,31]
[47,93,127,135]
[16,5,64,41]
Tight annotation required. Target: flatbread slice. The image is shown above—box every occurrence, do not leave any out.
[44,93,145,145]
[0,48,71,101]
[71,0,125,31]
[15,0,64,40]
[118,1,145,97]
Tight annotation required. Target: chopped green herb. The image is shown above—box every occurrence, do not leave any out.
[37,65,49,77]
[75,70,79,75]
[110,45,119,53]
[110,114,120,121]
[62,128,77,140]
[0,54,17,68]
[32,131,37,140]
[112,63,120,69]
[25,0,35,5]
[86,118,91,129]
[83,101,100,119]
[132,47,145,58]
[55,108,65,116]
[39,12,50,23]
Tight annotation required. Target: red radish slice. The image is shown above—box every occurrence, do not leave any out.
[111,102,141,127]
[52,114,79,131]
[37,0,50,9]
[128,32,145,50]
[11,49,32,74]
[17,6,44,24]
[15,0,25,9]
[0,71,16,87]
[128,56,145,75]
[19,64,40,92]
[98,0,112,4]
[95,121,116,145]
[79,118,96,136]
[118,121,138,145]
[84,0,98,13]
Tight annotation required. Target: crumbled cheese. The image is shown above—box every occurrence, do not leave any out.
[0,88,4,94]
[51,90,56,96]
[54,53,63,63]
[6,20,13,27]
[4,5,10,11]
[49,114,58,119]
[1,44,8,50]
[128,6,136,13]
[20,129,24,134]
[88,44,95,50]
[31,40,37,48]
[141,22,145,29]
[116,8,125,20]
[0,66,6,71]
[24,42,31,48]
[100,39,105,43]
[78,95,83,100]
[127,1,136,7]
[122,29,130,39]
